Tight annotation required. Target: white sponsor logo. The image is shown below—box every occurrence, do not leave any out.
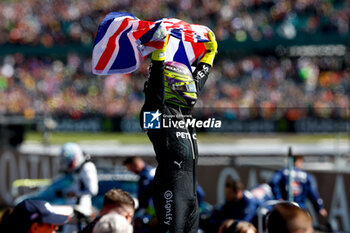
[164,190,173,225]
[176,132,197,140]
[174,160,183,168]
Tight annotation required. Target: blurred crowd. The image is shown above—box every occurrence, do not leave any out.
[0,53,146,118]
[0,0,349,121]
[0,53,349,120]
[200,55,350,120]
[0,0,349,46]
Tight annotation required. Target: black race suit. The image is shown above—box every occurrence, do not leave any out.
[140,60,210,233]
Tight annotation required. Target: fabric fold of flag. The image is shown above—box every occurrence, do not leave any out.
[92,12,212,75]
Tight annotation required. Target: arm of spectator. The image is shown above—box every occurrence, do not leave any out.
[307,174,327,217]
[269,170,284,200]
[242,191,259,222]
[208,205,227,233]
[75,162,99,196]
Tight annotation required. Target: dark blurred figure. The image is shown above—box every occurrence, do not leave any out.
[123,156,156,232]
[0,207,14,232]
[0,200,69,233]
[79,188,135,233]
[266,202,313,233]
[206,179,258,232]
[269,155,327,218]
[123,156,155,211]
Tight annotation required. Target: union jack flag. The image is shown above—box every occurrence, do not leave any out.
[92,12,212,75]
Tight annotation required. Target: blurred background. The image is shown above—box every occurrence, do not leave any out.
[0,0,349,232]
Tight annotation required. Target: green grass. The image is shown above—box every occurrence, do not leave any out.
[25,132,150,144]
[24,131,349,145]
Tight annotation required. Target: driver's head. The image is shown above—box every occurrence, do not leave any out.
[164,61,197,108]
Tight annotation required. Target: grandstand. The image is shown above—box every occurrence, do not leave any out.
[0,0,349,232]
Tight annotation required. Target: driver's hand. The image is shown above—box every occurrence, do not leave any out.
[151,34,170,61]
[200,31,218,66]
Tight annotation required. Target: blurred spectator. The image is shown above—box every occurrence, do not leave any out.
[59,142,98,210]
[123,156,155,211]
[123,156,156,233]
[92,212,133,233]
[206,179,258,232]
[0,200,69,233]
[266,202,313,233]
[269,155,328,218]
[59,142,98,232]
[79,188,135,233]
[250,183,275,207]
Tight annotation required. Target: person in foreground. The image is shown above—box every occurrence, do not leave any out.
[266,202,314,233]
[79,188,135,233]
[1,199,69,233]
[140,31,217,232]
[92,212,133,233]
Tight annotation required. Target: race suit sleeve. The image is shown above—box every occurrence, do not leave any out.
[192,62,211,94]
[269,170,283,200]
[307,173,324,212]
[144,60,165,109]
[76,162,99,196]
